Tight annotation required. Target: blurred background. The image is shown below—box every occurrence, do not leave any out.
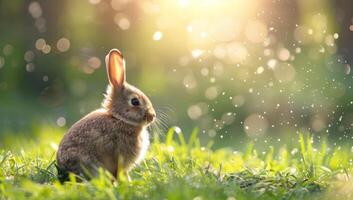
[0,0,352,148]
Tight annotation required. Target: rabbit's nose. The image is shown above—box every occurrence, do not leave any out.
[144,109,156,123]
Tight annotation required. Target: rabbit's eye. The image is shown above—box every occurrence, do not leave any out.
[131,97,140,106]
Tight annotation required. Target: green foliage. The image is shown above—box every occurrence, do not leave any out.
[0,127,352,200]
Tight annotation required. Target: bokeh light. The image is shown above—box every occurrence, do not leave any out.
[0,0,352,147]
[57,38,71,52]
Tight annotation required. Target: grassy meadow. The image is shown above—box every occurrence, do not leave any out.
[0,126,352,200]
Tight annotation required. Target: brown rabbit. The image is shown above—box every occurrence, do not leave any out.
[56,49,156,182]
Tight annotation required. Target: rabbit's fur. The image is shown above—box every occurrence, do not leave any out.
[56,49,155,182]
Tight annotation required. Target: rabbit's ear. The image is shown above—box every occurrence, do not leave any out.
[105,49,126,88]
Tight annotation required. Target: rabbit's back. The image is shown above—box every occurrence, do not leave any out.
[56,109,148,179]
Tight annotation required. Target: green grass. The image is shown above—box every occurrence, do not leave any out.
[0,126,352,200]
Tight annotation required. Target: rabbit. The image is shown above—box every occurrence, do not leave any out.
[56,49,156,182]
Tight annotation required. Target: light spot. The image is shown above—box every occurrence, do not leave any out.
[325,35,335,46]
[43,75,49,82]
[264,49,273,56]
[183,74,197,89]
[232,95,245,107]
[115,15,130,30]
[153,31,163,41]
[256,66,264,74]
[311,115,326,132]
[56,117,66,127]
[295,47,301,54]
[221,112,235,125]
[35,38,46,50]
[294,26,310,43]
[191,49,203,58]
[345,64,351,75]
[50,143,58,151]
[167,145,174,152]
[244,114,269,137]
[56,38,71,52]
[278,48,290,61]
[24,51,35,62]
[267,59,277,69]
[42,45,51,54]
[174,126,182,134]
[308,29,313,35]
[333,33,339,39]
[83,67,94,74]
[89,0,101,4]
[205,86,218,100]
[26,63,35,72]
[3,44,13,55]
[208,129,217,137]
[88,57,101,69]
[187,105,202,120]
[28,1,42,18]
[200,68,209,76]
[291,148,298,155]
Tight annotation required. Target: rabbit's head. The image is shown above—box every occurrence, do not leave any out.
[102,49,156,126]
